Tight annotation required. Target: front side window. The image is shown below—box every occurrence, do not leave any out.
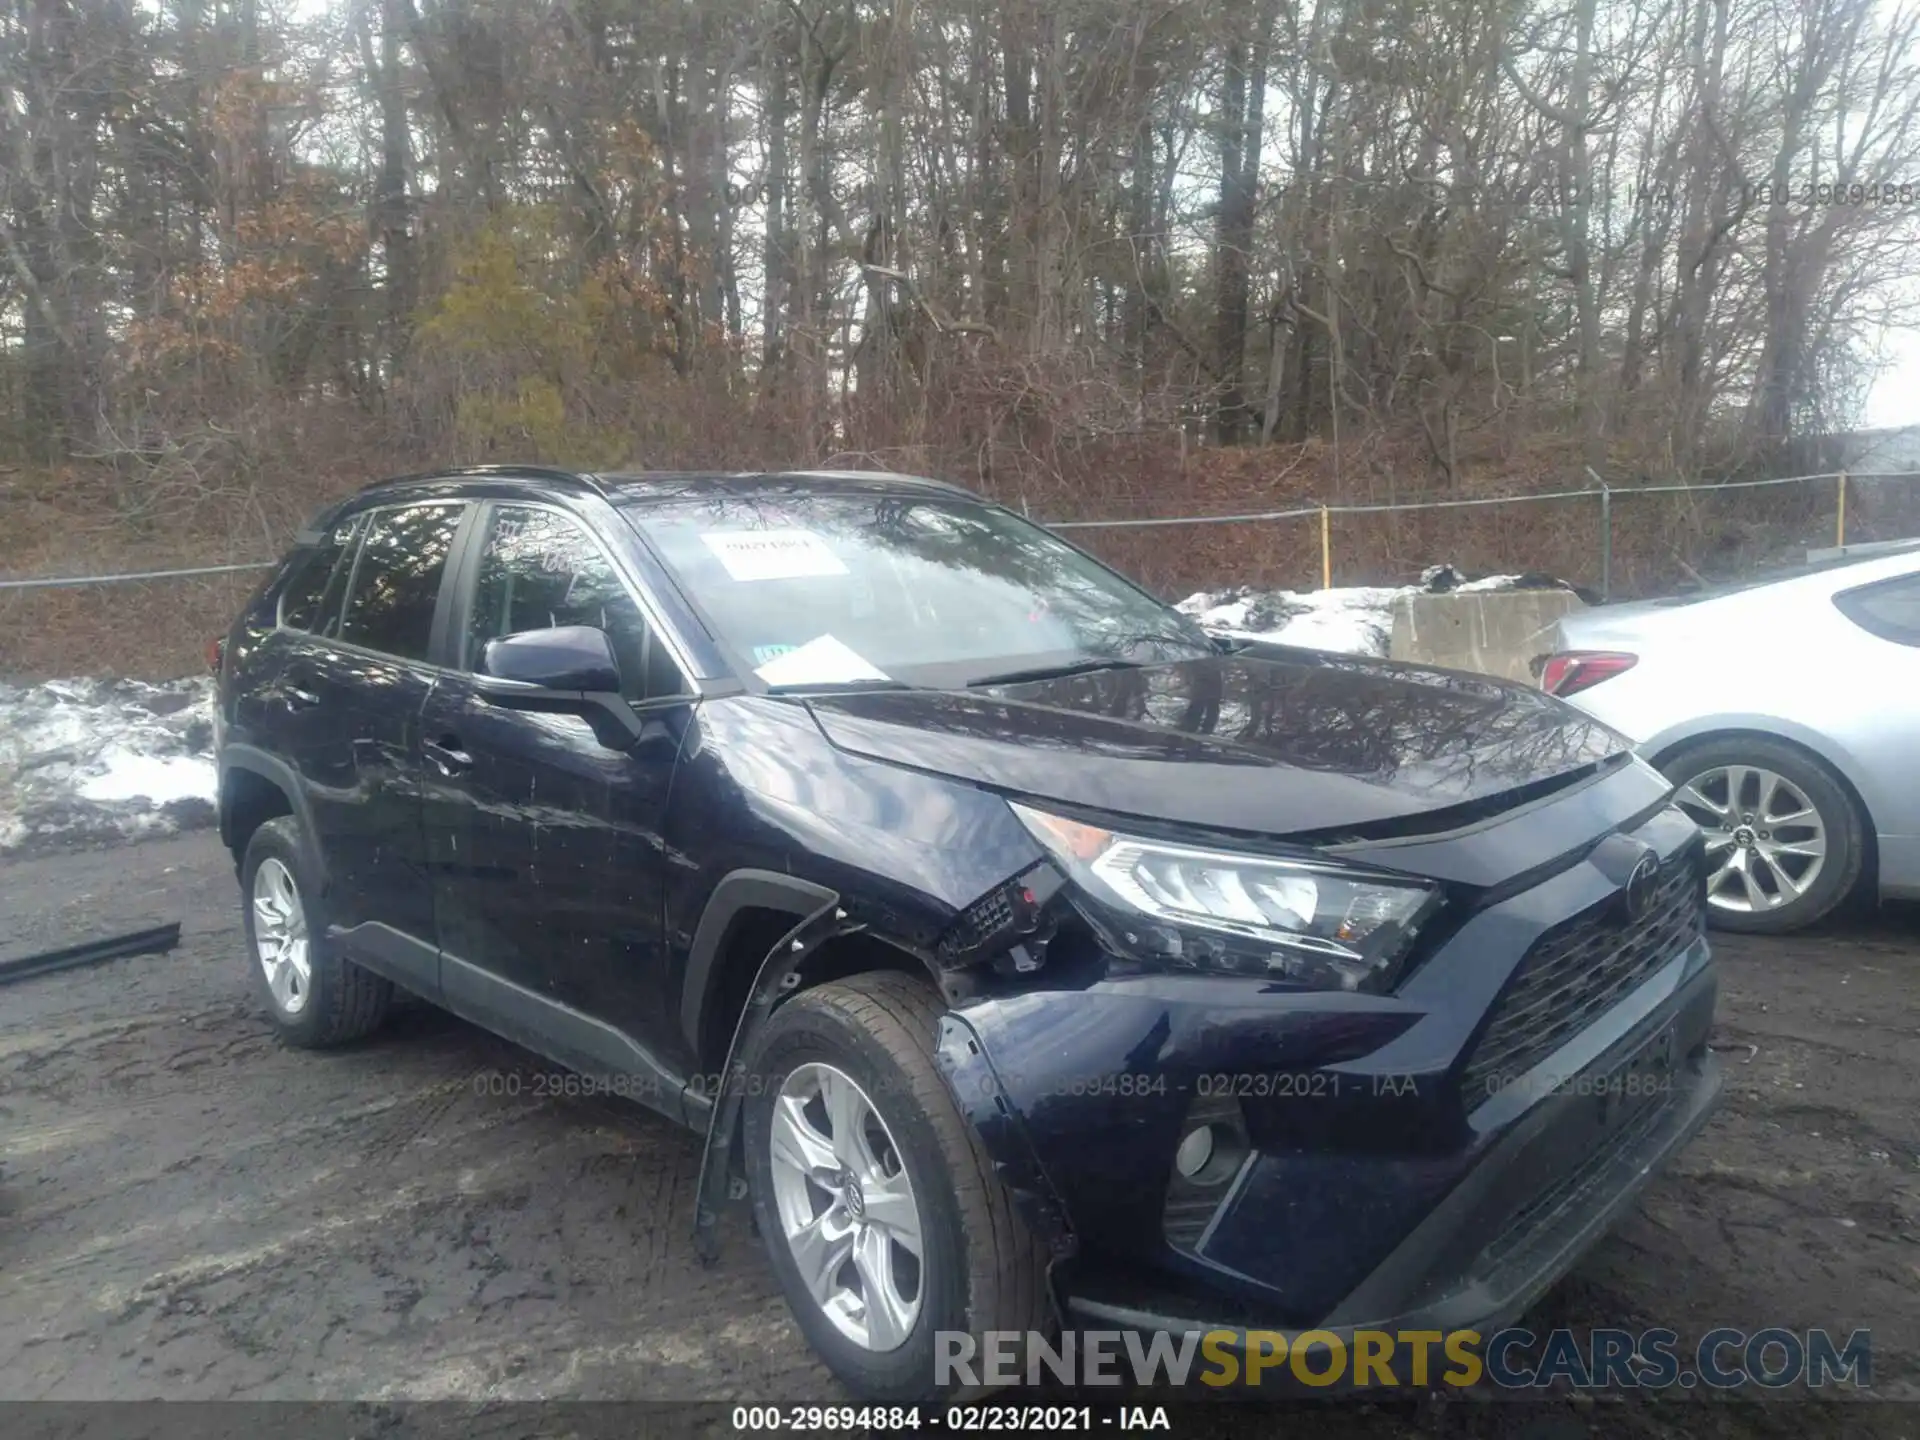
[622,492,1210,687]
[465,505,686,700]
[337,503,464,661]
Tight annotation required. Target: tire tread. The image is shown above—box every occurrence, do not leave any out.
[803,971,1051,1344]
[744,967,1053,1398]
[246,816,393,1048]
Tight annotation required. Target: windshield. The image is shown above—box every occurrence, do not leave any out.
[622,491,1212,688]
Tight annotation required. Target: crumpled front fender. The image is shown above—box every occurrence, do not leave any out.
[933,1012,1078,1264]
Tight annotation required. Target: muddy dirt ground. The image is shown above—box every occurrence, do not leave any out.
[1,833,1915,1438]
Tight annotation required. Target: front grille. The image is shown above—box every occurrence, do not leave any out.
[1479,1097,1667,1272]
[1460,845,1704,1106]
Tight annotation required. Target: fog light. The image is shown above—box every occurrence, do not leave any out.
[1174,1124,1215,1180]
[1163,1098,1250,1251]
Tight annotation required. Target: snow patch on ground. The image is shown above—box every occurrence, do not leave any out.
[78,750,220,805]
[1177,564,1582,657]
[0,676,217,855]
[1179,585,1406,656]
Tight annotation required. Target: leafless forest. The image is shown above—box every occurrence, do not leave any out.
[6,0,1920,673]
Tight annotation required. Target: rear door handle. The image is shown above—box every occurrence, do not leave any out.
[422,736,473,776]
[282,674,322,710]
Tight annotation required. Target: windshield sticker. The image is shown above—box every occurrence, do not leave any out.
[702,529,848,582]
[751,643,798,665]
[753,634,891,686]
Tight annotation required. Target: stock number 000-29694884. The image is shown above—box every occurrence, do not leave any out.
[731,1406,1170,1432]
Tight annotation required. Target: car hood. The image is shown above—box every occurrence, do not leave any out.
[803,648,1627,839]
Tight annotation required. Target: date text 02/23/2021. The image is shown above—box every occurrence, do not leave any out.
[730,1407,1169,1433]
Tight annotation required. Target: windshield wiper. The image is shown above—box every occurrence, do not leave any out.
[764,678,916,695]
[965,658,1142,688]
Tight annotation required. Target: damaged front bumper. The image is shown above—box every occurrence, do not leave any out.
[932,806,1721,1344]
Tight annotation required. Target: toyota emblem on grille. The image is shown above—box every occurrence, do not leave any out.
[1622,852,1661,923]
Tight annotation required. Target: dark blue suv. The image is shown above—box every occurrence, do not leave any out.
[213,465,1721,1399]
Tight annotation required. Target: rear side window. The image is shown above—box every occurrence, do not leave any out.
[277,517,359,634]
[337,503,465,661]
[1835,574,1920,647]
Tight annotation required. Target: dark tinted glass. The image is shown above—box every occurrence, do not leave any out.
[1836,574,1920,646]
[337,504,464,660]
[277,517,358,633]
[466,505,686,700]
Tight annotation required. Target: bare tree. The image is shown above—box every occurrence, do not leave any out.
[3,0,1920,500]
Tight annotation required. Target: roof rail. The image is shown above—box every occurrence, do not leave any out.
[357,464,607,495]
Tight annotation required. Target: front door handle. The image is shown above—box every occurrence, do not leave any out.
[422,736,473,776]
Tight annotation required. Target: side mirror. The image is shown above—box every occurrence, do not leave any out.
[473,625,655,750]
[480,625,621,694]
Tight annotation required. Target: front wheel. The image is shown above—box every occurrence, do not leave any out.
[741,971,1050,1401]
[1662,737,1866,934]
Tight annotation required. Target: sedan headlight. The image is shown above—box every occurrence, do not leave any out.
[1011,802,1442,991]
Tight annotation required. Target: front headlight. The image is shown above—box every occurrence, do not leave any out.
[1011,801,1442,991]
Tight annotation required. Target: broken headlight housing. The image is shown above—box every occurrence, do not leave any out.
[1011,802,1442,992]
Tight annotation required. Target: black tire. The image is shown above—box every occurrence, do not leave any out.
[741,971,1050,1402]
[1661,735,1867,934]
[240,816,393,1046]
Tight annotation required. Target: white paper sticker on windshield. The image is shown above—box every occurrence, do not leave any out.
[701,529,848,582]
[753,634,890,686]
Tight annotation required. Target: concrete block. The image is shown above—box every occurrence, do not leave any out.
[1388,591,1586,683]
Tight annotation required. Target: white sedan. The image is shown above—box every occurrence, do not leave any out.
[1536,543,1920,932]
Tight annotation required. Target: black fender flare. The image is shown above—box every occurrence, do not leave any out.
[685,875,1078,1268]
[693,892,859,1262]
[679,869,839,1058]
[218,745,326,885]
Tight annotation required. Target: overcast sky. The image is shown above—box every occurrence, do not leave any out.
[1864,326,1920,429]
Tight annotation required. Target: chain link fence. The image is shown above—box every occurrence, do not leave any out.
[6,468,1916,600]
[1047,470,1920,601]
[3,468,1917,678]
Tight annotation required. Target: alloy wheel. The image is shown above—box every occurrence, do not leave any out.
[767,1061,925,1352]
[252,857,312,1015]
[1672,764,1828,915]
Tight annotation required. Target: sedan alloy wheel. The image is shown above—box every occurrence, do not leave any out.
[1673,764,1828,915]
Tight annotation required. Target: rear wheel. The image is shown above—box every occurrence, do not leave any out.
[741,971,1050,1401]
[241,816,394,1046]
[1662,737,1865,934]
